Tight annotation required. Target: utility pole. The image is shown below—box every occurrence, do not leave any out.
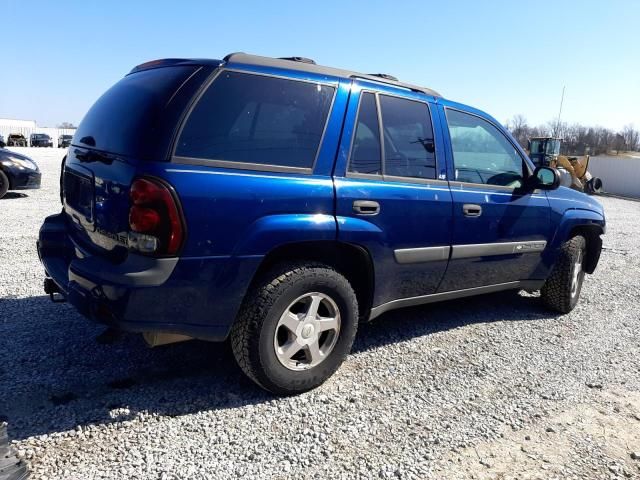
[555,86,565,138]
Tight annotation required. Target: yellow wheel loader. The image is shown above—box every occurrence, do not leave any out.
[528,137,603,194]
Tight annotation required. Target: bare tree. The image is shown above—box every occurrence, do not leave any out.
[547,119,568,140]
[504,115,634,156]
[57,122,76,129]
[622,124,639,151]
[505,114,530,149]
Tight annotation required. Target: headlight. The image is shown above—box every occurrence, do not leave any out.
[12,158,38,170]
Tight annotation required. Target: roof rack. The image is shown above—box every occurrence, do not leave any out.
[369,73,399,82]
[222,53,441,98]
[279,56,316,65]
[223,52,246,62]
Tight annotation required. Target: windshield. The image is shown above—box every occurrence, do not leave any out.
[546,139,561,155]
[529,140,544,154]
[530,139,560,156]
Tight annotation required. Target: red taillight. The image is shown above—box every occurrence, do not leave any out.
[129,206,161,232]
[128,178,184,255]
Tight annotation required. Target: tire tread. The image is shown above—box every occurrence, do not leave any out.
[230,262,358,394]
[541,235,586,313]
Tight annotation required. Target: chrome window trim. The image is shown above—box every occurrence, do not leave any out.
[369,280,544,320]
[394,246,450,264]
[449,180,522,192]
[172,156,312,174]
[449,181,544,196]
[342,171,449,187]
[171,68,337,174]
[383,175,449,187]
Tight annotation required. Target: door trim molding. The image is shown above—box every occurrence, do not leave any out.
[368,280,544,320]
[451,240,547,259]
[394,246,450,264]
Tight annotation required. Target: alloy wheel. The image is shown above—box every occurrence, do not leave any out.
[273,292,341,371]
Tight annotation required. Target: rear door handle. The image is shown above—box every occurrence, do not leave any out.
[463,204,482,217]
[353,200,380,215]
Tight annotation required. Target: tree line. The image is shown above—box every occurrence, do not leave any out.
[505,115,639,156]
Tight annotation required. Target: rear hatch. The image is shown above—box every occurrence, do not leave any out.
[63,62,215,259]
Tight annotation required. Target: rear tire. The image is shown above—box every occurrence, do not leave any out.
[0,170,9,199]
[230,262,358,395]
[540,235,586,313]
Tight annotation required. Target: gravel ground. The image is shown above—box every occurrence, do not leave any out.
[1,147,639,479]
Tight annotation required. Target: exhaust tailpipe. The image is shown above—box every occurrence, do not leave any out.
[143,332,193,347]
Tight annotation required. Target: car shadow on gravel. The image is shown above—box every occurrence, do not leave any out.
[0,192,28,200]
[0,291,557,441]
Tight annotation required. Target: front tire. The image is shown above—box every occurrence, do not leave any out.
[231,263,358,395]
[540,235,586,313]
[0,170,9,198]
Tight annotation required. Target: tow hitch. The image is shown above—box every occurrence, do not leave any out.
[43,277,66,303]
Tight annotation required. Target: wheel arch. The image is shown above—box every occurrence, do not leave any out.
[549,208,604,275]
[251,240,375,321]
[569,224,603,274]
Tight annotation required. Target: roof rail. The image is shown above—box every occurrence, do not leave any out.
[349,74,438,96]
[222,53,441,98]
[369,73,399,82]
[279,56,316,65]
[223,52,246,62]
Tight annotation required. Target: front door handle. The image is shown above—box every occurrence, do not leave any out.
[353,200,380,215]
[463,204,482,217]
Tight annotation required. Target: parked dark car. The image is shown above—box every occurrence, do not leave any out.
[0,148,41,198]
[0,135,5,148]
[58,134,73,148]
[7,134,27,147]
[38,53,605,394]
[30,133,53,147]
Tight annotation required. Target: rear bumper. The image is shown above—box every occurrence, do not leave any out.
[37,213,261,341]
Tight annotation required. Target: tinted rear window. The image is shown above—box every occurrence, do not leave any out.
[379,95,436,179]
[175,71,335,169]
[73,66,198,158]
[349,92,382,175]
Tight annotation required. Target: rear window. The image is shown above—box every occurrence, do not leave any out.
[175,71,335,170]
[73,66,199,158]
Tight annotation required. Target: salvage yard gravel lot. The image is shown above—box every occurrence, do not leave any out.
[1,147,639,479]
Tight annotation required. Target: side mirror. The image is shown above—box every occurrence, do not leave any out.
[529,166,560,190]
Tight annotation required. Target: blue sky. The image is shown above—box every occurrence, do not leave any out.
[1,0,638,130]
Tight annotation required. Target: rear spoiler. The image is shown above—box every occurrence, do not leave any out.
[128,58,223,75]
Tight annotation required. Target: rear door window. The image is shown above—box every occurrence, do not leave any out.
[348,92,382,175]
[379,95,437,180]
[175,71,335,170]
[347,92,437,180]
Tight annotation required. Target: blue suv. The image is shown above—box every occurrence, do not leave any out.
[38,53,605,394]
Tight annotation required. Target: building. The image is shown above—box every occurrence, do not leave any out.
[0,118,76,147]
